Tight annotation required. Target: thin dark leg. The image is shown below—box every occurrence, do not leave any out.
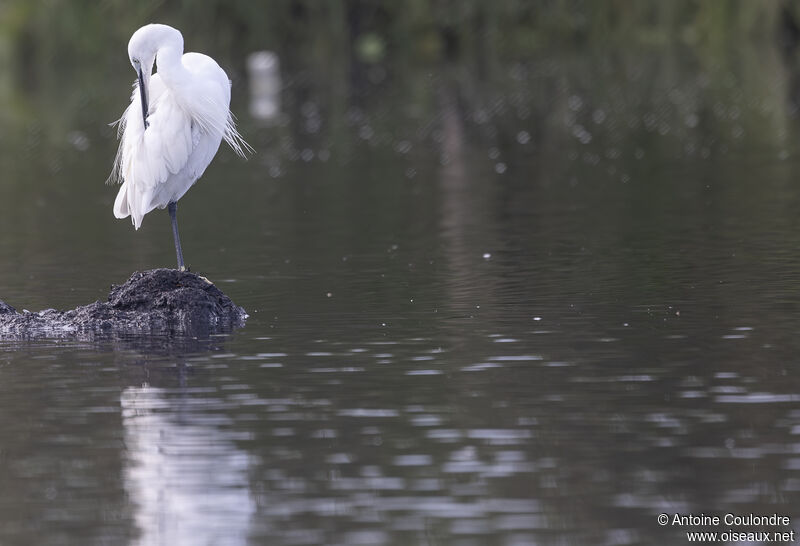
[168,201,185,271]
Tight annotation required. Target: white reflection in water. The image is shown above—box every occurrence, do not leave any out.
[121,386,255,546]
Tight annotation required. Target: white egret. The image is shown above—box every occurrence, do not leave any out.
[109,23,251,271]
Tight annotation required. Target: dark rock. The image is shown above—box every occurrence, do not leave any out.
[0,269,247,338]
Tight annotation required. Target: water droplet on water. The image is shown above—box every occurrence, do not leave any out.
[592,109,606,124]
[67,131,90,151]
[394,140,412,154]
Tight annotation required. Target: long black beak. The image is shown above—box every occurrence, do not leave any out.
[137,67,149,129]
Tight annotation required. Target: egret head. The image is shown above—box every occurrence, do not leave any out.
[127,24,182,129]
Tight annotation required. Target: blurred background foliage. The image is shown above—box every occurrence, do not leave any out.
[0,1,794,53]
[1,1,798,83]
[0,0,797,147]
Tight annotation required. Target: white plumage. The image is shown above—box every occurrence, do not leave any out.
[109,24,250,268]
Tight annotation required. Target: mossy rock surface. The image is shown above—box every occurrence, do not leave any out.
[0,269,247,338]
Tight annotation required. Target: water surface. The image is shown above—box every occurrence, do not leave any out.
[1,37,800,545]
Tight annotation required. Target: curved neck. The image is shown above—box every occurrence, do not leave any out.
[151,27,187,88]
[155,44,187,87]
